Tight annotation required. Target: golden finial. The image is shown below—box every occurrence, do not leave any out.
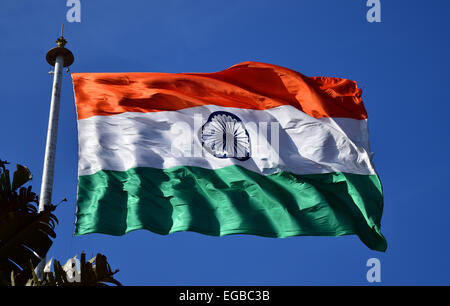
[56,23,67,47]
[46,23,74,67]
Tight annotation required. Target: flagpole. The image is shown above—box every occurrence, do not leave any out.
[39,25,74,212]
[35,26,74,278]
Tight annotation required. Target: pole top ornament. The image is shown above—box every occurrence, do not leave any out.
[46,24,74,67]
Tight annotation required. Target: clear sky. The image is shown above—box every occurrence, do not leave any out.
[1,0,450,285]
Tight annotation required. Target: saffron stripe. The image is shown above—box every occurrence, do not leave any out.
[72,61,367,120]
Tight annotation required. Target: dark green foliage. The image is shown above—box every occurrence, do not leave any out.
[0,160,58,285]
[0,160,121,286]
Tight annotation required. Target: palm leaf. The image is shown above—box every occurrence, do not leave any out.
[0,206,58,285]
[11,165,32,191]
[0,161,57,285]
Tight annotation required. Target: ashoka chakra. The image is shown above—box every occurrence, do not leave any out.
[200,111,251,161]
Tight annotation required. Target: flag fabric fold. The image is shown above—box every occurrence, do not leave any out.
[72,61,387,251]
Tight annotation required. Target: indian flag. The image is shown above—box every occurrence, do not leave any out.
[72,61,387,251]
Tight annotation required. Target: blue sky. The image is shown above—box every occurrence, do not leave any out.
[1,0,450,285]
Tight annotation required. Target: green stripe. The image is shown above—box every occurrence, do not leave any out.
[75,165,387,251]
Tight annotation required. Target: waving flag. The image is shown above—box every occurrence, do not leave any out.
[72,61,387,251]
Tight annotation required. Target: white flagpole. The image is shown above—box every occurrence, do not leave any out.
[36,25,74,278]
[39,25,74,212]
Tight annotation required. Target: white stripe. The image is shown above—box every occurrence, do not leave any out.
[77,105,376,176]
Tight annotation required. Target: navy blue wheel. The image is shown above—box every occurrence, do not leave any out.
[200,111,251,161]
